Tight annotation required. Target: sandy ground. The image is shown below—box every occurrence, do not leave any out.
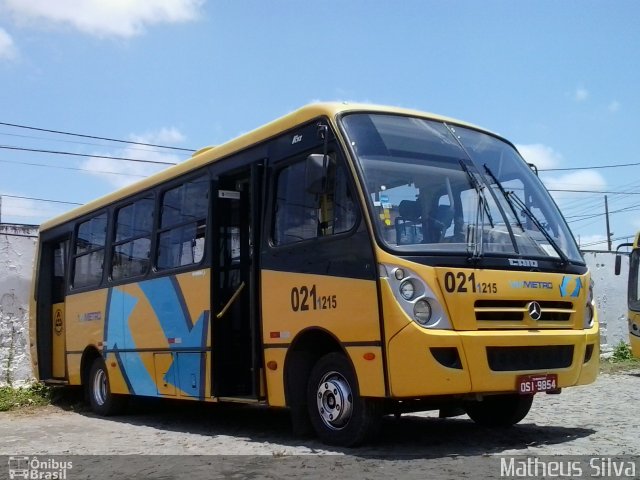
[1,370,638,478]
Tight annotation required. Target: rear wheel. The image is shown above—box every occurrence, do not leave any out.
[465,393,533,427]
[307,352,380,447]
[87,357,126,416]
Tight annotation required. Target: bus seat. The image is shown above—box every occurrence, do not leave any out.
[398,200,421,222]
[432,205,454,240]
[395,200,422,245]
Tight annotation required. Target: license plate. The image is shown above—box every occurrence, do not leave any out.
[517,374,558,394]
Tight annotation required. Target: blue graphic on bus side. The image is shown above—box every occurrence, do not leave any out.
[105,276,209,398]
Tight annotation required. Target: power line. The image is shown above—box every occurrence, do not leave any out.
[540,161,640,172]
[0,121,196,152]
[546,188,640,195]
[566,204,640,223]
[581,234,635,248]
[0,130,189,156]
[0,194,82,206]
[0,158,147,178]
[0,145,179,166]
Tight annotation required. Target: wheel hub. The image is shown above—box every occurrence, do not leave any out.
[93,368,107,406]
[316,371,353,430]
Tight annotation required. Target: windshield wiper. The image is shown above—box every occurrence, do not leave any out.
[483,165,525,232]
[506,190,570,267]
[458,159,492,261]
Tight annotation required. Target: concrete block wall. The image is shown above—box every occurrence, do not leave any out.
[0,224,38,386]
[582,250,630,354]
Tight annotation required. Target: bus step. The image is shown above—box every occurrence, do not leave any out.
[42,379,69,385]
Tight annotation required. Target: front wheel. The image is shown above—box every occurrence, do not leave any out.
[307,352,380,447]
[87,357,126,416]
[465,393,534,427]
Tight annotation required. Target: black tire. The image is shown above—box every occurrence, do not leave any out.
[465,393,534,427]
[307,352,381,447]
[87,357,127,416]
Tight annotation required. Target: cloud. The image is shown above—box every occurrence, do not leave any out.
[515,143,563,170]
[2,0,205,38]
[575,87,589,102]
[0,27,17,60]
[608,100,620,113]
[79,128,187,188]
[541,169,608,221]
[542,169,607,194]
[0,194,70,225]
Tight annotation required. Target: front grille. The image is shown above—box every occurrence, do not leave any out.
[487,345,574,371]
[475,300,574,322]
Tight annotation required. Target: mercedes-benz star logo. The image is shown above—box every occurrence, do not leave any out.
[527,301,542,321]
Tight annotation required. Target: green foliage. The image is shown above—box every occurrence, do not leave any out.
[0,383,51,412]
[611,340,634,362]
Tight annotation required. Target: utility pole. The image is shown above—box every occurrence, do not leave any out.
[0,195,2,224]
[605,195,612,251]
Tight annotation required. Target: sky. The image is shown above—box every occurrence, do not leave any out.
[0,0,638,250]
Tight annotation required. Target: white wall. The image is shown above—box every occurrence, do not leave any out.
[583,250,630,354]
[0,224,37,386]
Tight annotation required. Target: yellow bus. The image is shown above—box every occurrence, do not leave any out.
[30,103,599,446]
[615,232,640,357]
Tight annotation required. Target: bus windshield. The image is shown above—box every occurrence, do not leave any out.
[341,113,583,263]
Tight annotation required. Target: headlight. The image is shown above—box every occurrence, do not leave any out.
[414,299,433,325]
[584,279,594,328]
[399,280,415,300]
[380,263,452,330]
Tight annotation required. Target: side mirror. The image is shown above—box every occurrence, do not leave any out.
[305,154,328,194]
[614,242,634,275]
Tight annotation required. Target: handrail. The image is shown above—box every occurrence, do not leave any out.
[216,281,245,319]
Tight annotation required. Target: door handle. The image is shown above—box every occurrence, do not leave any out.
[216,282,246,319]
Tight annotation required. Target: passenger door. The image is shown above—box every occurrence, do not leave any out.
[212,163,264,399]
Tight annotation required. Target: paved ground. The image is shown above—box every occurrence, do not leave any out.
[1,369,638,478]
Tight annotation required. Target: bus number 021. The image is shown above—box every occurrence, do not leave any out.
[443,272,497,294]
[290,285,337,312]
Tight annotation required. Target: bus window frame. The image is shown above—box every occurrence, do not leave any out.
[266,143,362,251]
[70,210,110,292]
[154,173,210,272]
[110,194,155,283]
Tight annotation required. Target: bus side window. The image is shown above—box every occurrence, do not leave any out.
[72,212,108,289]
[273,154,356,246]
[156,176,208,270]
[111,196,154,281]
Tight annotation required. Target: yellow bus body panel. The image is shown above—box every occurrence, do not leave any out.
[63,270,211,399]
[630,311,640,358]
[51,303,66,378]
[260,269,385,400]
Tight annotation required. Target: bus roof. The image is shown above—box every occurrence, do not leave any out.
[39,102,495,232]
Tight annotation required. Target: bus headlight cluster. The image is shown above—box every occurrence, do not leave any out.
[584,279,595,329]
[413,299,432,325]
[400,281,415,300]
[380,264,451,329]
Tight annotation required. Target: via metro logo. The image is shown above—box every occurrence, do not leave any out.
[559,276,583,298]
